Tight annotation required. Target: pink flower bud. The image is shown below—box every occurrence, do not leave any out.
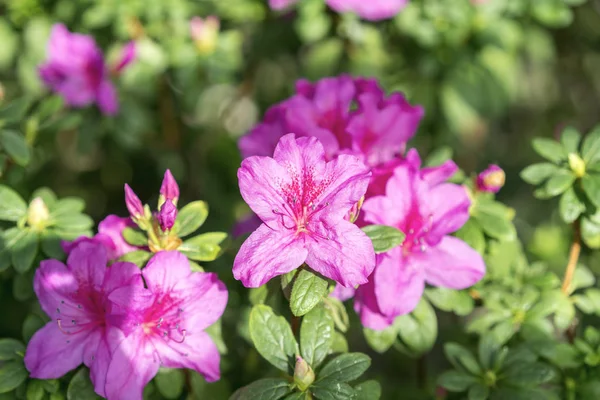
[113,41,136,74]
[124,184,144,218]
[158,200,177,231]
[190,16,220,54]
[293,356,315,391]
[160,169,179,202]
[476,164,505,193]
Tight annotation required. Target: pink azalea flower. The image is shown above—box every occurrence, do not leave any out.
[62,215,142,261]
[233,133,375,288]
[354,149,486,329]
[330,284,356,302]
[269,0,299,10]
[113,41,137,74]
[476,164,505,193]
[104,251,228,400]
[24,242,144,397]
[38,24,133,116]
[326,0,408,20]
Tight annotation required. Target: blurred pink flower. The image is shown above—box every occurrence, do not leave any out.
[234,134,375,288]
[38,24,134,116]
[113,41,137,74]
[330,284,356,301]
[24,242,144,398]
[190,16,220,54]
[269,0,299,9]
[476,164,505,193]
[62,215,142,261]
[355,149,485,329]
[105,251,228,400]
[268,0,407,20]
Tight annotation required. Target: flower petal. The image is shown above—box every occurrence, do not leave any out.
[373,247,425,317]
[24,322,86,379]
[233,223,308,288]
[66,241,108,289]
[421,160,458,186]
[103,261,143,294]
[97,215,139,260]
[105,331,158,400]
[426,183,471,243]
[354,280,395,330]
[143,251,191,294]
[305,220,375,287]
[97,79,118,115]
[419,236,485,289]
[151,331,221,382]
[34,259,80,319]
[173,272,228,331]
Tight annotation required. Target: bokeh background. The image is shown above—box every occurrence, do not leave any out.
[0,0,598,398]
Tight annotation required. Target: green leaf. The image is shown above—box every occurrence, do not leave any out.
[230,378,292,400]
[521,163,559,185]
[561,127,581,153]
[437,370,478,392]
[0,185,27,221]
[425,287,474,316]
[290,269,329,317]
[178,232,228,261]
[282,393,307,400]
[41,379,60,394]
[26,380,45,400]
[13,270,34,301]
[0,130,30,166]
[316,353,371,384]
[477,335,502,370]
[249,285,269,305]
[468,384,489,400]
[444,343,482,375]
[249,305,298,374]
[454,220,485,254]
[121,227,147,247]
[363,324,399,354]
[331,331,348,354]
[396,299,438,357]
[424,146,453,167]
[50,198,85,217]
[301,305,334,368]
[473,212,516,241]
[11,228,38,273]
[582,173,600,208]
[40,230,66,259]
[0,339,25,361]
[354,380,381,400]
[0,97,31,124]
[155,369,185,399]
[53,213,94,233]
[559,187,585,223]
[361,225,405,254]
[310,382,356,400]
[66,368,101,400]
[0,360,28,394]
[206,320,228,355]
[502,362,555,387]
[22,314,44,343]
[531,138,567,162]
[582,125,600,164]
[490,320,517,345]
[544,170,576,196]
[323,297,349,333]
[174,201,209,237]
[117,250,151,268]
[581,217,600,249]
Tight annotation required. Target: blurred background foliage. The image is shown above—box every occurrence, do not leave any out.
[1,0,600,398]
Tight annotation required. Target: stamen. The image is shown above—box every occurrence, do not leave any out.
[170,329,187,344]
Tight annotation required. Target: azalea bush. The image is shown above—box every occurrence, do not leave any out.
[1,0,600,399]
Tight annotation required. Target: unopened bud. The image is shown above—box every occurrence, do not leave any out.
[158,200,177,232]
[27,197,50,229]
[476,165,505,193]
[293,356,315,392]
[159,169,179,207]
[124,184,144,219]
[568,153,586,178]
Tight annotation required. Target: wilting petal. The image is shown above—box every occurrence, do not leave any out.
[24,323,87,379]
[105,332,158,400]
[143,251,191,293]
[97,79,118,115]
[171,272,228,330]
[374,248,425,317]
[233,223,308,288]
[238,154,291,224]
[66,241,107,289]
[305,220,375,288]
[34,259,79,319]
[426,183,470,243]
[418,236,485,290]
[151,331,221,382]
[421,160,458,186]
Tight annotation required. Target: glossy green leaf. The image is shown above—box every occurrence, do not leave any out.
[559,187,585,223]
[532,138,567,162]
[324,297,349,333]
[310,382,356,400]
[438,371,478,391]
[121,227,147,246]
[363,323,399,354]
[155,369,185,399]
[22,313,44,343]
[316,353,371,384]
[425,287,474,316]
[330,332,348,354]
[561,126,581,153]
[249,285,269,305]
[361,225,405,254]
[50,198,86,218]
[544,170,575,196]
[117,250,151,268]
[11,228,38,273]
[454,220,485,254]
[0,97,31,124]
[290,269,328,317]
[175,200,209,237]
[0,130,30,166]
[230,378,292,400]
[474,212,516,241]
[396,299,438,357]
[26,380,45,400]
[0,185,27,222]
[503,362,555,387]
[0,361,28,394]
[521,163,559,185]
[66,368,101,400]
[582,173,600,207]
[354,380,381,400]
[178,232,228,261]
[249,305,298,374]
[468,384,489,400]
[0,339,25,361]
[444,343,482,376]
[582,125,600,164]
[300,305,334,368]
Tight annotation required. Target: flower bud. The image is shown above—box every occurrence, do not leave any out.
[113,41,136,74]
[158,200,177,232]
[190,16,220,55]
[159,169,179,206]
[476,165,505,193]
[27,197,50,229]
[568,153,586,178]
[293,356,315,392]
[124,184,144,219]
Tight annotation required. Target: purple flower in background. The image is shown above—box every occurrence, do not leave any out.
[62,215,142,261]
[105,252,228,400]
[234,134,375,288]
[269,0,299,9]
[330,284,356,302]
[38,24,135,115]
[24,242,143,398]
[268,0,408,20]
[354,149,485,329]
[476,164,505,193]
[113,41,136,74]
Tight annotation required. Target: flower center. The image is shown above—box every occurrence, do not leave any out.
[141,294,187,344]
[401,210,433,256]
